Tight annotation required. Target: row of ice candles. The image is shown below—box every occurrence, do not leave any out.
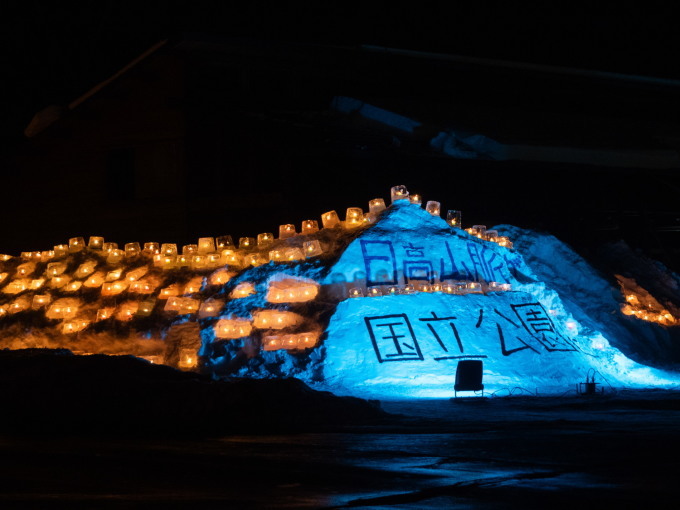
[1,188,511,265]
[348,280,512,298]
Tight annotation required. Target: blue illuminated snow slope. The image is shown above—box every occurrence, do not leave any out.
[315,202,680,398]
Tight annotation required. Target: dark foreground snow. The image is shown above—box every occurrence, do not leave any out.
[0,349,387,436]
[1,349,679,509]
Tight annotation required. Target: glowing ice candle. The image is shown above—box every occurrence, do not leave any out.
[64,280,83,292]
[269,249,284,262]
[190,254,208,271]
[62,319,89,334]
[303,240,323,257]
[88,236,104,250]
[485,230,499,242]
[129,278,156,294]
[282,334,299,350]
[69,237,85,252]
[409,194,422,206]
[348,287,364,298]
[207,253,222,267]
[257,233,274,248]
[32,294,51,309]
[321,210,340,229]
[244,253,267,267]
[29,279,45,290]
[390,185,409,203]
[301,219,319,234]
[239,237,256,250]
[221,250,243,268]
[102,242,118,253]
[159,255,177,269]
[252,309,303,329]
[178,297,200,314]
[49,275,71,289]
[386,286,400,295]
[143,242,160,255]
[209,269,232,286]
[497,237,513,249]
[158,284,181,299]
[214,318,252,339]
[262,336,283,351]
[125,266,148,282]
[466,281,483,293]
[3,279,29,294]
[472,225,487,239]
[197,237,215,254]
[84,271,105,288]
[115,301,139,321]
[230,282,256,299]
[344,207,364,228]
[53,244,68,257]
[367,287,382,297]
[0,272,7,285]
[178,349,198,369]
[16,262,36,277]
[46,298,80,319]
[199,299,224,318]
[425,200,441,216]
[183,276,204,294]
[182,244,198,255]
[136,299,156,317]
[298,331,320,349]
[101,281,128,296]
[0,254,13,262]
[96,307,114,320]
[124,242,140,258]
[279,224,296,239]
[216,235,235,249]
[105,268,123,281]
[7,296,29,313]
[266,278,319,303]
[161,243,177,256]
[369,198,386,214]
[74,260,98,278]
[106,249,125,264]
[284,248,305,261]
[403,284,415,294]
[164,296,182,312]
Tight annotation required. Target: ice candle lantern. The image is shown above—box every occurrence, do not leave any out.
[321,210,340,229]
[301,220,319,234]
[161,244,178,256]
[257,233,274,247]
[390,185,409,203]
[239,237,255,250]
[368,198,386,214]
[68,237,85,252]
[216,235,235,249]
[446,210,461,228]
[344,208,364,228]
[279,224,296,239]
[88,236,104,250]
[198,237,215,254]
[425,201,441,216]
[409,194,422,206]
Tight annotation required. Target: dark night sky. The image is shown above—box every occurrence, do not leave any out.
[2,1,678,148]
[1,2,679,270]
